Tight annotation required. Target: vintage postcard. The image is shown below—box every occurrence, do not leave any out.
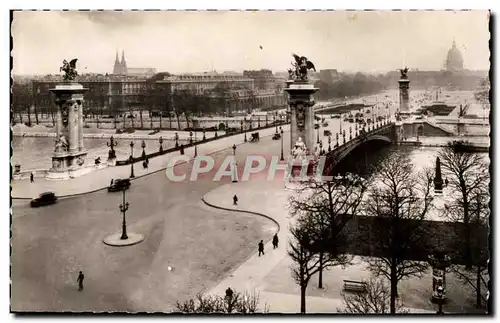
[10,10,491,314]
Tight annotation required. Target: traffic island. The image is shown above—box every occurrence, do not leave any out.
[103,232,145,247]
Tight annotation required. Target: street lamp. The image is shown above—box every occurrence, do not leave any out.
[319,141,323,155]
[159,136,163,153]
[141,140,146,159]
[174,132,179,148]
[189,131,193,145]
[118,189,129,240]
[275,112,279,134]
[244,117,248,142]
[436,285,445,314]
[232,144,238,183]
[280,127,284,161]
[343,130,346,145]
[202,128,206,141]
[316,126,320,144]
[129,141,135,178]
[106,135,118,159]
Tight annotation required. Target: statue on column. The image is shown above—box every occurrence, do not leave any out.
[60,58,79,81]
[291,53,316,81]
[399,67,409,79]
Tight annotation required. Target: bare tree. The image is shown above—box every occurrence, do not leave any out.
[438,140,489,269]
[338,277,408,314]
[362,153,434,314]
[288,174,367,289]
[446,186,490,308]
[175,289,269,313]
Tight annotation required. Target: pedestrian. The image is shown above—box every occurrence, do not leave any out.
[77,271,84,291]
[258,240,264,257]
[233,194,238,206]
[30,172,34,183]
[272,233,279,249]
[445,178,449,187]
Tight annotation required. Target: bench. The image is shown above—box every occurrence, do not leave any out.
[343,280,367,293]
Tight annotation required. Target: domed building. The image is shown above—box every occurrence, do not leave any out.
[444,40,464,72]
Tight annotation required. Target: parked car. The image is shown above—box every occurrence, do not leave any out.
[30,192,57,208]
[272,133,281,140]
[108,179,131,192]
[314,124,320,129]
[323,130,332,136]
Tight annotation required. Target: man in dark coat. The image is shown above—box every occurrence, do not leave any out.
[77,271,84,291]
[30,172,34,183]
[272,233,279,249]
[233,194,238,206]
[258,240,264,256]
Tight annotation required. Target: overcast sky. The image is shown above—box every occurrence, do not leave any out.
[12,10,490,75]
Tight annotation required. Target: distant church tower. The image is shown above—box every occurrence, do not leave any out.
[120,50,128,75]
[112,50,122,75]
[112,50,128,75]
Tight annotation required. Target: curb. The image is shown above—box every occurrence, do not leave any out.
[201,191,280,234]
[11,129,285,200]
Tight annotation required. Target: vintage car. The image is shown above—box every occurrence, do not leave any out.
[323,130,332,137]
[108,178,131,192]
[272,133,281,140]
[30,192,57,208]
[250,132,260,142]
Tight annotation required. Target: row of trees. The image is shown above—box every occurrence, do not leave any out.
[314,72,387,101]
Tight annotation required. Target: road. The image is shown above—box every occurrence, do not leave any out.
[11,131,290,312]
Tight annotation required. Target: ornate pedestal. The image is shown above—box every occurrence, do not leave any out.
[46,82,89,180]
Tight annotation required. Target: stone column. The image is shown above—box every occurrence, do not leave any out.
[398,78,410,112]
[68,100,78,153]
[55,106,63,150]
[78,99,84,151]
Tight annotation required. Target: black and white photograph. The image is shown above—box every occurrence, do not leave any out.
[9,9,492,315]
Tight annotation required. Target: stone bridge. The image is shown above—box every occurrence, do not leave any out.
[322,120,396,175]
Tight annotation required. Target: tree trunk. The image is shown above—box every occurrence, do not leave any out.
[140,109,144,129]
[185,112,190,129]
[27,106,32,126]
[318,251,324,289]
[149,108,153,129]
[159,111,162,130]
[34,105,39,125]
[463,196,471,269]
[300,283,307,314]
[122,113,126,129]
[390,262,398,314]
[476,265,482,308]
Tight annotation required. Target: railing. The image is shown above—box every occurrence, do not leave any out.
[115,120,289,166]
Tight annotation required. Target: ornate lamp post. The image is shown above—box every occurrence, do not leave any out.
[343,130,346,145]
[202,128,206,141]
[316,126,320,144]
[106,136,118,159]
[129,141,135,178]
[119,189,129,240]
[174,132,179,148]
[189,131,193,145]
[240,119,244,132]
[349,127,352,141]
[258,116,261,128]
[159,136,163,153]
[428,249,451,309]
[319,141,324,155]
[275,112,279,134]
[141,140,146,159]
[232,144,238,183]
[243,117,247,142]
[435,285,445,314]
[280,127,284,161]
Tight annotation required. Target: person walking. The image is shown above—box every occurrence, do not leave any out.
[272,233,279,249]
[77,271,84,291]
[233,194,238,206]
[30,172,34,183]
[258,240,264,257]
